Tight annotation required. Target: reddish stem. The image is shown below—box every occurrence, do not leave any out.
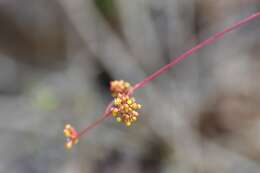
[77,11,260,138]
[77,112,109,138]
[77,102,113,138]
[132,12,260,91]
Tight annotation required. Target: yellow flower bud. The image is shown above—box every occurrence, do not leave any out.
[126,122,131,126]
[64,129,70,137]
[65,141,73,149]
[116,117,122,122]
[127,99,133,105]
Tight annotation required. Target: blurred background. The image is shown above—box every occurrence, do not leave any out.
[0,0,260,172]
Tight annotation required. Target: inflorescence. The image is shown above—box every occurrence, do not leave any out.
[110,80,141,126]
[64,124,79,149]
[63,12,260,150]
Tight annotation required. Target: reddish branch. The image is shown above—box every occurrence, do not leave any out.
[76,11,260,140]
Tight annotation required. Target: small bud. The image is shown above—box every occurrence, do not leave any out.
[126,122,131,126]
[65,141,73,149]
[116,117,122,122]
[127,99,133,105]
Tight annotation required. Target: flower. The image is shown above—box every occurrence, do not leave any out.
[63,124,79,149]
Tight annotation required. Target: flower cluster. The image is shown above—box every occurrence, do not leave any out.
[63,124,79,149]
[61,12,260,150]
[110,80,141,126]
[110,80,130,97]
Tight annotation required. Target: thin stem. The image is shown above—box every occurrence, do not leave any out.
[77,113,109,138]
[77,11,260,139]
[77,102,113,138]
[132,12,260,91]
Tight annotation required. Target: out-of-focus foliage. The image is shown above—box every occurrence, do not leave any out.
[31,87,58,111]
[94,0,115,18]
